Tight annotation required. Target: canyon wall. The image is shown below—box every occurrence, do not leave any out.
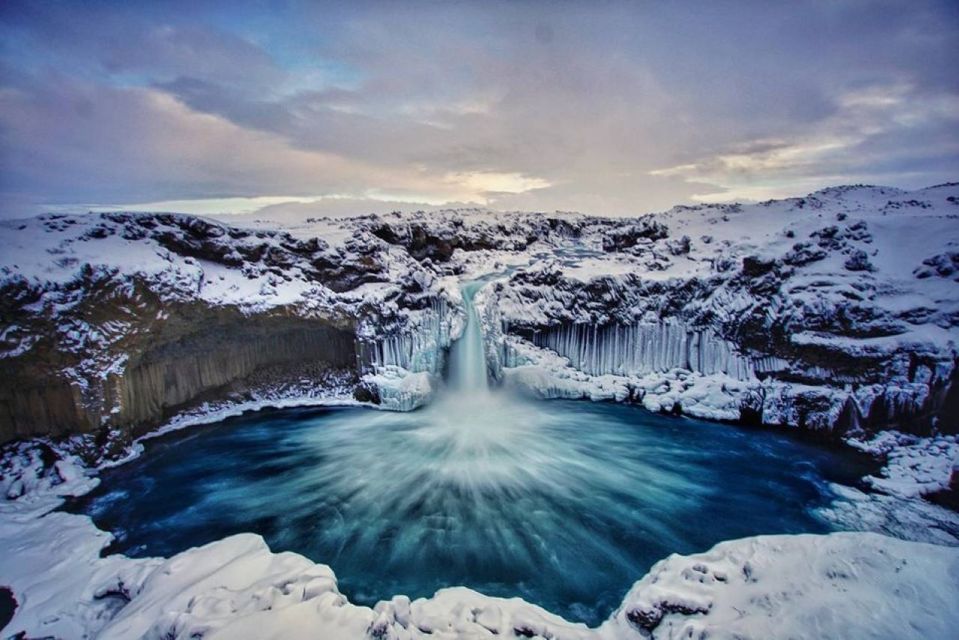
[113,318,356,431]
[0,308,357,444]
[2,185,958,447]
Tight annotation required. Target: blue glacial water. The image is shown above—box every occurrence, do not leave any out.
[70,395,874,626]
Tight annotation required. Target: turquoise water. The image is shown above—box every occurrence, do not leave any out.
[71,396,873,626]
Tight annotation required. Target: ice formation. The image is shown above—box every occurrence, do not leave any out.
[528,322,754,380]
[360,295,459,376]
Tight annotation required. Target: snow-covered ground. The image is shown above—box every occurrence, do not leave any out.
[852,431,959,499]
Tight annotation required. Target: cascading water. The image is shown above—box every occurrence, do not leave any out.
[447,281,490,393]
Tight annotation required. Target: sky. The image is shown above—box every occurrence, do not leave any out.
[0,0,957,220]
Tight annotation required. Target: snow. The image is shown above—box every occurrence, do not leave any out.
[561,256,642,282]
[817,484,959,546]
[135,383,362,447]
[2,184,959,637]
[604,532,959,640]
[3,184,957,430]
[851,432,959,499]
[362,366,435,411]
[500,336,757,421]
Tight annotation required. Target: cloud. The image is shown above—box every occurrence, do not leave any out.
[0,0,957,218]
[650,82,959,202]
[445,172,550,196]
[0,80,383,207]
[0,77,557,216]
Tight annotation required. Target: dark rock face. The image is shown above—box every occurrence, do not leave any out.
[844,249,874,272]
[783,242,826,266]
[0,304,357,443]
[0,587,16,631]
[625,600,709,632]
[114,316,356,434]
[938,363,959,434]
[0,378,87,442]
[601,219,668,252]
[915,251,959,280]
[367,214,549,262]
[742,255,777,277]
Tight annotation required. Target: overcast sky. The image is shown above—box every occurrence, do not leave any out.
[1,0,957,219]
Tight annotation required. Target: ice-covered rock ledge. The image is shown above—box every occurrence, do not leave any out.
[605,532,959,640]
[497,335,751,421]
[850,430,959,499]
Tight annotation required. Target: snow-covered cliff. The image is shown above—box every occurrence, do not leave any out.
[2,184,959,639]
[1,183,957,447]
[482,184,959,437]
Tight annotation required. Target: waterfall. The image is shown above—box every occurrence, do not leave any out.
[447,281,489,393]
[358,282,494,411]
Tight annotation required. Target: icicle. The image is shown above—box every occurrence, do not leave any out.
[533,321,756,381]
[363,296,455,375]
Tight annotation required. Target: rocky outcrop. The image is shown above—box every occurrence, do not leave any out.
[366,211,558,263]
[0,211,438,445]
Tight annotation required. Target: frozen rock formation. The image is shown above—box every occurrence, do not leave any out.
[2,180,959,640]
[483,184,959,438]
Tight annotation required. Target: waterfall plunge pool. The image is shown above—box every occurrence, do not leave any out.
[69,281,878,625]
[68,395,875,626]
